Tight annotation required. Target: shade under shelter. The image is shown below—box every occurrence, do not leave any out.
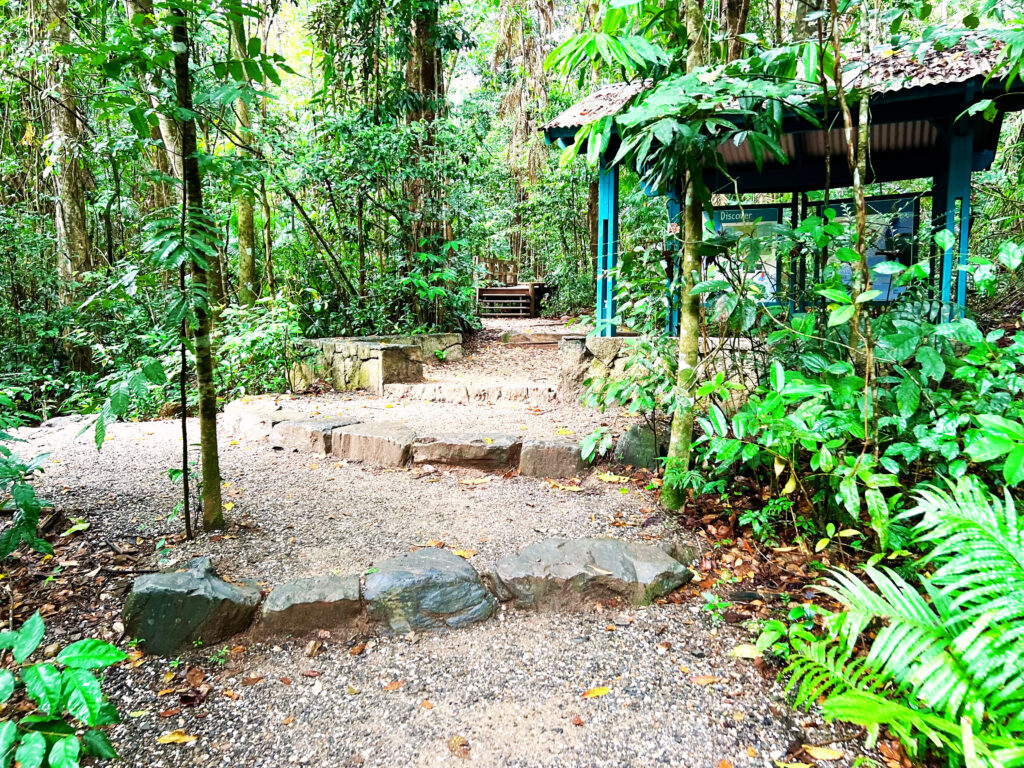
[543,40,1024,336]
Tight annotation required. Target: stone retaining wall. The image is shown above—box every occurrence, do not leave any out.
[301,333,463,395]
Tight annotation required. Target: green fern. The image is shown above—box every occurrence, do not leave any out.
[784,476,1024,768]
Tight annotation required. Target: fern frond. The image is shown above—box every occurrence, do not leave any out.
[785,638,890,712]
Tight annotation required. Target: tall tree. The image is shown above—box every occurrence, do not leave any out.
[230,13,258,305]
[171,4,224,530]
[46,0,91,287]
[661,0,706,511]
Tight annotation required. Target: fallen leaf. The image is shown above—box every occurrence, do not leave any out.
[803,745,844,761]
[349,643,366,656]
[222,690,240,700]
[596,472,630,483]
[302,670,321,678]
[459,478,491,486]
[571,715,584,727]
[128,710,149,718]
[656,641,672,655]
[158,708,180,718]
[346,685,361,695]
[452,549,477,559]
[223,502,234,511]
[420,699,434,709]
[185,667,205,687]
[279,677,292,685]
[718,761,734,768]
[447,735,471,759]
[304,639,323,658]
[747,746,757,757]
[241,675,263,686]
[729,644,763,659]
[162,671,176,684]
[689,675,722,686]
[282,715,294,725]
[383,680,406,692]
[157,688,175,697]
[581,686,609,699]
[156,730,196,745]
[547,480,583,491]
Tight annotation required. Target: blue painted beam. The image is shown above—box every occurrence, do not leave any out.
[666,185,682,336]
[932,122,974,321]
[597,155,619,337]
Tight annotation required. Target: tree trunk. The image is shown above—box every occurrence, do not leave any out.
[172,7,224,530]
[661,0,706,512]
[47,0,91,289]
[793,0,824,40]
[231,14,257,305]
[721,0,751,62]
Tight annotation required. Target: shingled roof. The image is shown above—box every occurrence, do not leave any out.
[543,39,1005,134]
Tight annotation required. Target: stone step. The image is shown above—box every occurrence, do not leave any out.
[382,382,558,405]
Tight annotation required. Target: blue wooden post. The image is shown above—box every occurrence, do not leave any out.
[596,154,619,337]
[932,122,974,321]
[666,183,682,336]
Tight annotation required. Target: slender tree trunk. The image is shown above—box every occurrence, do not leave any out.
[47,0,91,289]
[261,177,275,294]
[172,7,224,530]
[662,0,706,511]
[721,0,751,62]
[231,14,257,305]
[794,0,824,39]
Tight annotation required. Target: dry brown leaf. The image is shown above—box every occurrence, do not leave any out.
[452,549,477,559]
[303,670,321,678]
[689,675,722,686]
[241,675,263,686]
[157,688,175,697]
[581,686,609,699]
[447,735,471,759]
[349,643,367,656]
[279,677,292,685]
[185,667,205,687]
[156,730,196,745]
[802,745,844,761]
[420,699,434,710]
[222,690,240,700]
[383,680,406,692]
[158,708,180,718]
[746,746,757,758]
[162,671,175,684]
[282,715,295,726]
[718,761,734,768]
[304,639,323,658]
[571,715,584,727]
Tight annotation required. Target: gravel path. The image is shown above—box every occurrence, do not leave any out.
[9,325,864,767]
[106,604,860,768]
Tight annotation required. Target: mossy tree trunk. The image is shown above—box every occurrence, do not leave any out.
[231,13,257,306]
[172,6,224,530]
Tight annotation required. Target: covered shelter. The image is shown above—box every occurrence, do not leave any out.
[543,40,1024,336]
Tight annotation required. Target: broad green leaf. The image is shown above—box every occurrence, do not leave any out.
[975,414,1024,441]
[839,475,858,514]
[0,670,13,703]
[896,377,920,417]
[865,488,890,550]
[21,663,62,714]
[62,669,105,726]
[57,639,127,670]
[13,612,45,663]
[1003,446,1024,486]
[818,288,852,304]
[48,737,80,768]
[915,346,945,381]
[15,732,45,768]
[80,730,117,760]
[965,434,1015,462]
[855,290,881,304]
[828,304,855,327]
[0,721,16,768]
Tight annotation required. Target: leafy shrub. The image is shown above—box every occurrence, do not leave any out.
[0,395,50,559]
[785,477,1024,768]
[0,613,123,765]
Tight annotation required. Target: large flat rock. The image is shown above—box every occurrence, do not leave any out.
[331,422,416,466]
[260,574,362,635]
[223,398,305,441]
[122,557,260,655]
[270,418,359,454]
[492,537,692,610]
[411,434,521,470]
[519,439,585,478]
[364,549,496,633]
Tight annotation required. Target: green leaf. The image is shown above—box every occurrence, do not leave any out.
[709,405,728,436]
[13,612,45,663]
[57,639,127,670]
[21,663,63,715]
[1003,446,1024,486]
[818,288,852,304]
[896,377,920,417]
[48,737,80,768]
[0,721,16,768]
[965,434,1015,462]
[855,290,881,304]
[246,36,262,57]
[15,732,45,768]
[62,669,105,726]
[140,358,166,385]
[975,414,1024,441]
[864,488,890,550]
[80,730,117,760]
[914,346,945,381]
[0,670,13,703]
[839,475,858,514]
[828,304,856,327]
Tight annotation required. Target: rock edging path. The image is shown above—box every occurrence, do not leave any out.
[123,537,695,656]
[224,396,584,478]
